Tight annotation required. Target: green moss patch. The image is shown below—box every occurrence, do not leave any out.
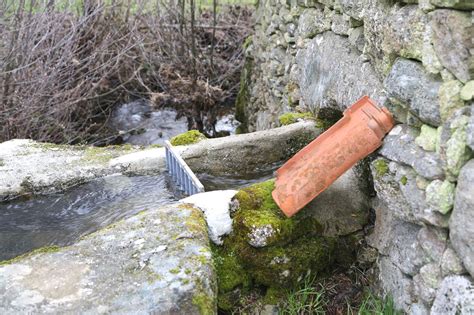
[170,130,206,146]
[0,245,61,266]
[373,159,389,177]
[214,180,337,311]
[278,112,314,126]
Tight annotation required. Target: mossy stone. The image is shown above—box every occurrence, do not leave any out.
[170,130,206,146]
[278,112,314,126]
[460,80,474,101]
[425,180,456,214]
[373,159,389,177]
[446,115,472,177]
[415,125,438,151]
[439,80,464,121]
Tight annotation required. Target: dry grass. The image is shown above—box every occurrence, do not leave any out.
[0,0,253,144]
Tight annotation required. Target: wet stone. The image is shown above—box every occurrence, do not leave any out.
[0,204,217,314]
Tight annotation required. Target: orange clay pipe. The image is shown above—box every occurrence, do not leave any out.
[272,96,394,217]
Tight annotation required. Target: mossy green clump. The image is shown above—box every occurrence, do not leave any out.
[400,176,408,185]
[214,179,335,312]
[192,293,215,315]
[373,159,389,177]
[278,112,314,126]
[170,130,206,146]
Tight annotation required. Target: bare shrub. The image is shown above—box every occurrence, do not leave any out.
[0,0,253,144]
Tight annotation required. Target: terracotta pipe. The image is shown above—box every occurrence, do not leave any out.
[272,96,394,217]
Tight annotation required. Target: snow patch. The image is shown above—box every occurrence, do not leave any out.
[180,190,237,245]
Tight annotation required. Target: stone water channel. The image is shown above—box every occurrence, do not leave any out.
[0,122,320,313]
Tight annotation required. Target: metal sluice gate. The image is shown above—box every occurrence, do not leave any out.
[165,140,205,196]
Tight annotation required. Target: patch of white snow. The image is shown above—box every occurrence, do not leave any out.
[180,190,237,245]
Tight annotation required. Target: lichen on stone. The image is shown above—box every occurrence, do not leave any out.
[439,80,464,122]
[373,159,389,177]
[170,130,206,146]
[278,112,314,126]
[445,115,472,177]
[425,179,456,214]
[415,125,438,151]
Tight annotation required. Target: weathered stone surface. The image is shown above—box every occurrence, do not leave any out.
[301,167,370,237]
[339,0,364,20]
[429,10,472,83]
[468,107,474,151]
[371,158,449,227]
[367,198,428,276]
[461,81,474,101]
[348,26,364,52]
[383,5,426,62]
[414,265,440,304]
[384,58,442,126]
[441,246,467,276]
[416,124,438,151]
[331,13,351,35]
[439,80,465,121]
[430,0,474,9]
[0,204,217,314]
[0,140,149,201]
[425,180,456,214]
[296,8,330,39]
[417,226,447,262]
[297,31,385,113]
[431,276,474,315]
[378,256,415,312]
[0,122,320,201]
[379,125,444,180]
[450,160,474,277]
[181,121,321,177]
[438,108,472,178]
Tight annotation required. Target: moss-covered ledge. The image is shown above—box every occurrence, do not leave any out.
[0,204,217,314]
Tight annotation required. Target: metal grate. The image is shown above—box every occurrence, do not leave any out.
[165,140,205,196]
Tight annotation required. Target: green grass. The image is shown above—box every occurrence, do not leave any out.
[353,292,401,315]
[279,276,327,315]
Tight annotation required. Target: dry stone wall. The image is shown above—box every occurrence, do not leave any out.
[238,0,473,313]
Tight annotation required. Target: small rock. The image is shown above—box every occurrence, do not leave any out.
[431,275,474,315]
[384,58,442,126]
[425,180,456,214]
[439,80,464,122]
[450,160,474,277]
[460,81,474,101]
[415,124,438,151]
[441,246,467,276]
[429,9,472,83]
[417,226,447,262]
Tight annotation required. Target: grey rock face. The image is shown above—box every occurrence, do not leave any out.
[379,125,444,180]
[383,5,426,61]
[301,167,370,237]
[431,276,474,315]
[0,204,216,314]
[371,157,449,227]
[468,107,474,151]
[378,256,415,312]
[297,31,384,114]
[0,140,148,201]
[296,8,330,39]
[368,198,427,275]
[417,226,447,263]
[450,160,474,277]
[429,9,472,83]
[384,58,442,126]
[339,0,364,20]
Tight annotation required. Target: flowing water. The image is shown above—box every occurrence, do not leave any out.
[0,174,175,261]
[0,168,276,261]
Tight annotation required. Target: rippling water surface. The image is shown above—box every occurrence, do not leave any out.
[0,175,175,261]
